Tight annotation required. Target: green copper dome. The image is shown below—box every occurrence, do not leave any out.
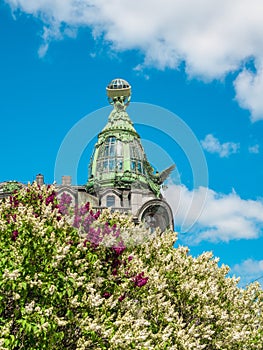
[86,79,175,198]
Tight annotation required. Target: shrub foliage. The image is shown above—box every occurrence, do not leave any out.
[0,184,262,349]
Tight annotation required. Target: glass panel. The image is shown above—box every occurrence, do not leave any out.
[117,160,123,170]
[103,160,108,170]
[109,159,115,171]
[96,137,124,174]
[106,195,115,207]
[116,141,123,156]
[104,145,109,156]
[131,161,136,171]
[129,139,145,173]
[97,161,102,172]
[109,145,115,156]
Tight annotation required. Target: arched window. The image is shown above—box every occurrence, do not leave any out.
[129,139,145,174]
[96,137,123,174]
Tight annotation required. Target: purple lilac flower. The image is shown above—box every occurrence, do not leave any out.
[73,215,81,228]
[103,292,111,299]
[94,210,100,219]
[113,229,120,238]
[103,223,112,236]
[112,268,118,276]
[45,192,56,206]
[11,230,19,241]
[112,259,121,268]
[87,227,102,245]
[112,241,125,256]
[58,204,68,215]
[132,272,149,288]
[118,294,126,302]
[83,216,93,231]
[79,206,88,216]
[58,193,73,215]
[10,196,19,208]
[60,193,72,206]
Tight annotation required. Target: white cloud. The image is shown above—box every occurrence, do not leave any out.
[248,144,260,154]
[234,61,263,122]
[164,184,263,243]
[201,134,240,157]
[231,259,263,287]
[5,0,263,119]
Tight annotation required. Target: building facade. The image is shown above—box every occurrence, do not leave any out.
[0,79,174,232]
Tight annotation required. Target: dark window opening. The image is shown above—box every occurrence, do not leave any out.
[106,195,115,207]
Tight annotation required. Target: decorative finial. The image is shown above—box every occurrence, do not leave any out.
[106,78,131,108]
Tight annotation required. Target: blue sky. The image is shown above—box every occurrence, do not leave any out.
[1,0,263,287]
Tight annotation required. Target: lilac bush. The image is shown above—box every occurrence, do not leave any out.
[0,184,262,350]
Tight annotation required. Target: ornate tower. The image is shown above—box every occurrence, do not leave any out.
[86,79,174,231]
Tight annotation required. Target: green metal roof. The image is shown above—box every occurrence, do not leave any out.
[86,79,174,198]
